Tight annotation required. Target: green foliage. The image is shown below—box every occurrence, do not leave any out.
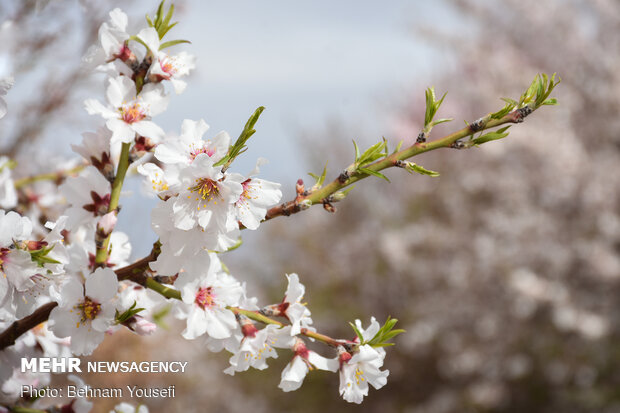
[332,186,355,201]
[404,162,440,177]
[214,106,265,170]
[424,87,452,134]
[308,161,328,191]
[29,246,60,267]
[115,301,145,324]
[392,140,404,154]
[144,1,189,47]
[470,125,511,146]
[490,101,515,120]
[491,73,560,120]
[160,39,191,50]
[349,317,405,348]
[351,139,390,181]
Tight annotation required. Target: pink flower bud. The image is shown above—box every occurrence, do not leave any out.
[128,316,156,336]
[97,211,117,236]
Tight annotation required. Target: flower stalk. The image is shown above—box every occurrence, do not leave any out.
[94,141,131,266]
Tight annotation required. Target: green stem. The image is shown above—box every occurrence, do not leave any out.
[313,115,511,200]
[95,142,131,266]
[10,407,47,413]
[263,110,529,222]
[229,307,283,327]
[137,277,345,347]
[145,277,181,300]
[13,164,86,189]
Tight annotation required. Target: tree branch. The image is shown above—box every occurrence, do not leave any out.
[262,109,532,223]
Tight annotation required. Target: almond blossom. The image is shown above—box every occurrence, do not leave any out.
[59,166,111,230]
[48,268,118,356]
[233,158,282,230]
[175,258,244,340]
[278,338,338,392]
[71,127,115,180]
[0,157,17,209]
[337,317,390,404]
[84,75,168,144]
[154,118,229,166]
[137,27,196,94]
[0,211,39,294]
[264,273,313,336]
[0,75,13,119]
[224,324,295,375]
[169,153,243,231]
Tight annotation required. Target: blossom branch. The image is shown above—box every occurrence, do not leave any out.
[0,302,57,350]
[94,142,131,266]
[13,164,86,189]
[0,241,159,350]
[261,103,544,223]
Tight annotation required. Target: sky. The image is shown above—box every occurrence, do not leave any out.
[2,0,459,257]
[120,0,458,257]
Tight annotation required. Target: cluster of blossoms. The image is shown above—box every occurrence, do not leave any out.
[0,4,396,411]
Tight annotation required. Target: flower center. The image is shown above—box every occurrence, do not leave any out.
[354,367,366,385]
[149,171,169,193]
[188,178,221,208]
[195,286,215,310]
[240,180,252,200]
[189,147,216,162]
[75,296,101,327]
[119,101,147,124]
[0,247,9,269]
[160,56,178,76]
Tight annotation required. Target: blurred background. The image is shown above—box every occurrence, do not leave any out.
[2,0,619,412]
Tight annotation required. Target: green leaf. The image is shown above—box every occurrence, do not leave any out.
[424,87,447,132]
[159,39,191,50]
[214,107,265,170]
[349,322,364,343]
[491,102,515,120]
[393,140,404,154]
[159,21,178,39]
[431,118,453,126]
[129,35,149,50]
[542,98,558,105]
[405,162,440,177]
[162,3,174,29]
[154,1,165,28]
[470,126,511,145]
[358,167,390,182]
[115,301,145,324]
[146,14,154,27]
[309,161,328,190]
[30,245,61,267]
[356,140,387,166]
[333,185,355,201]
[366,317,405,348]
[352,140,361,162]
[501,97,518,106]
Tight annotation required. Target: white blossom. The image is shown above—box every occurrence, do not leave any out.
[59,166,111,230]
[137,27,196,94]
[84,76,168,145]
[233,158,282,230]
[0,157,17,209]
[278,338,338,392]
[48,268,118,356]
[175,258,243,340]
